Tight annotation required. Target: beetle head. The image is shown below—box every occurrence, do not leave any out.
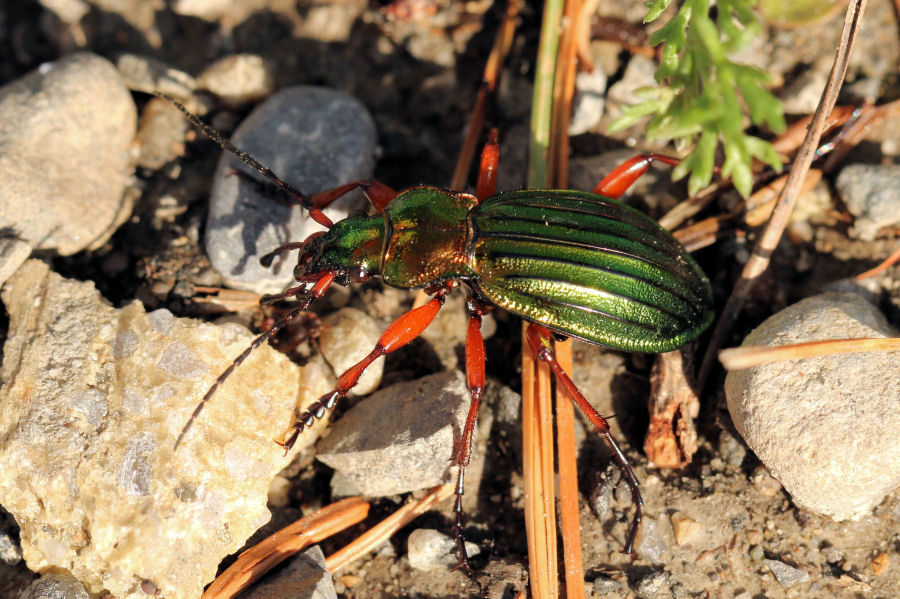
[289,214,385,287]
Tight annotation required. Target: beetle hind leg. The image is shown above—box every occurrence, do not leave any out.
[524,323,644,558]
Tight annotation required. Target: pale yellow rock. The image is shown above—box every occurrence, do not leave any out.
[0,260,330,599]
[670,513,701,546]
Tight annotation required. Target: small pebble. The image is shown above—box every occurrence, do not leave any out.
[764,559,810,588]
[205,86,377,294]
[318,308,383,396]
[635,516,667,565]
[0,531,22,564]
[670,513,701,546]
[569,68,607,135]
[633,568,668,599]
[606,55,658,117]
[242,546,337,599]
[117,53,196,97]
[197,54,275,108]
[406,529,479,571]
[820,545,843,564]
[749,545,766,562]
[871,552,889,575]
[591,574,624,596]
[751,466,783,497]
[836,163,900,241]
[15,574,89,599]
[136,97,190,170]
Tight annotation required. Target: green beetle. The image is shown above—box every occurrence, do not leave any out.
[308,185,712,353]
[169,97,712,568]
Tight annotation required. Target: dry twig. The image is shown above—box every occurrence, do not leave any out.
[698,0,870,391]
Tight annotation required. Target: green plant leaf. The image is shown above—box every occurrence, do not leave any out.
[622,0,785,197]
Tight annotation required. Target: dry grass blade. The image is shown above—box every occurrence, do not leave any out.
[856,244,900,280]
[698,0,869,390]
[449,0,519,191]
[553,340,583,597]
[324,484,454,573]
[719,338,900,370]
[201,497,369,599]
[524,0,564,596]
[521,330,558,599]
[550,0,585,596]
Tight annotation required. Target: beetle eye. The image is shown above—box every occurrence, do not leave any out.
[348,265,370,284]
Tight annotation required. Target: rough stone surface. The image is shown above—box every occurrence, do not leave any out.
[318,307,383,396]
[242,546,336,599]
[0,261,330,599]
[0,53,136,281]
[15,573,89,599]
[764,559,810,588]
[116,53,196,98]
[835,163,900,241]
[205,86,377,294]
[406,529,479,571]
[135,97,190,170]
[605,55,658,119]
[316,370,472,496]
[725,292,900,520]
[568,68,607,136]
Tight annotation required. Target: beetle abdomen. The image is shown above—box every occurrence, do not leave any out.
[470,190,713,352]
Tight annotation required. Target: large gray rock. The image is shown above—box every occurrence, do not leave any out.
[725,292,900,520]
[316,370,473,497]
[205,86,377,294]
[0,261,330,598]
[0,53,136,283]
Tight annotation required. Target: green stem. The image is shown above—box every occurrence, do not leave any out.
[528,0,564,189]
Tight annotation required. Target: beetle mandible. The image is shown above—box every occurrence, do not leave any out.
[168,98,714,570]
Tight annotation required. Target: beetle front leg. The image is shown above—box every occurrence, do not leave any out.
[276,285,452,451]
[524,323,644,558]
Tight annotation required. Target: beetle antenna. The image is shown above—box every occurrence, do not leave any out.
[157,92,334,229]
[174,272,336,450]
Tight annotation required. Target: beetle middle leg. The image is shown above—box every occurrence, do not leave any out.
[276,282,455,451]
[524,322,644,558]
[448,296,494,574]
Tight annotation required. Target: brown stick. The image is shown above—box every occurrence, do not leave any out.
[202,497,369,599]
[698,0,869,391]
[325,484,455,573]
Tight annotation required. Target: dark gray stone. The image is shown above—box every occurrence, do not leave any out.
[242,546,337,599]
[205,86,377,293]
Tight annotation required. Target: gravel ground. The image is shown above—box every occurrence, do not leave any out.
[1,1,899,598]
